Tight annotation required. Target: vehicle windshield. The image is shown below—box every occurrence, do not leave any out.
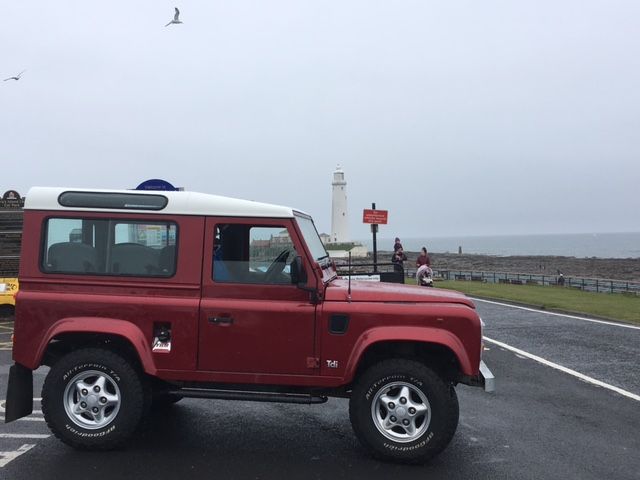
[295,214,329,262]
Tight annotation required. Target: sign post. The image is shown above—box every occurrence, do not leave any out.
[372,203,378,272]
[363,205,389,273]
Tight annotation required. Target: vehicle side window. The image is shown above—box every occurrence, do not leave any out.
[42,218,177,277]
[213,224,297,285]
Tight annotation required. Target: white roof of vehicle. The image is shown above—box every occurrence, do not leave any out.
[24,187,299,218]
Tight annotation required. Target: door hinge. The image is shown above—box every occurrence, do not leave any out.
[306,357,320,369]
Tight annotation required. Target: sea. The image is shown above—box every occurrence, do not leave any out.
[360,232,640,259]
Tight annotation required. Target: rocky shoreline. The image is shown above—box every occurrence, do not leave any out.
[374,251,640,282]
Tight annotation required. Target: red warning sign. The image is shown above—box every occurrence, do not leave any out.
[363,209,388,224]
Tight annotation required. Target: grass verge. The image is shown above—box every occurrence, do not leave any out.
[431,280,640,325]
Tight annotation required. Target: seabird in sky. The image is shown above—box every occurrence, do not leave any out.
[3,70,26,82]
[165,8,183,27]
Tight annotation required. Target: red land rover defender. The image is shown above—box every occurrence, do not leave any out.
[6,187,493,463]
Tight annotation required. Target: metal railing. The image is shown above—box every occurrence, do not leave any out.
[335,261,640,295]
[335,262,405,283]
[431,269,640,295]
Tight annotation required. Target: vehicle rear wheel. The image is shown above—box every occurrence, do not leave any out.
[349,359,459,464]
[41,348,144,450]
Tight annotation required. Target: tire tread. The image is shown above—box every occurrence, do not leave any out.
[349,358,459,464]
[41,347,144,450]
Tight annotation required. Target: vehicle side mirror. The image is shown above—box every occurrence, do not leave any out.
[290,256,307,285]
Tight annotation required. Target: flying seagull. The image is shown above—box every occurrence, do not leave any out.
[3,70,26,82]
[165,7,182,27]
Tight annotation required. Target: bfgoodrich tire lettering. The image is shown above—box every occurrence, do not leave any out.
[42,348,144,450]
[349,359,459,463]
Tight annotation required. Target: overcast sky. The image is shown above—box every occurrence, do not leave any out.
[2,1,639,239]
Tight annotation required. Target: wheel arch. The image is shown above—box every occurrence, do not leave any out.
[34,317,157,376]
[344,327,473,385]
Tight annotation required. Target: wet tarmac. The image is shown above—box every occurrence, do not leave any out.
[0,302,638,480]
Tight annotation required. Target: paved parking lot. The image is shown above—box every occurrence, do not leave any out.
[0,302,638,480]
[0,320,13,352]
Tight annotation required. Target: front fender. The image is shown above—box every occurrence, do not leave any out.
[29,317,157,375]
[343,326,474,383]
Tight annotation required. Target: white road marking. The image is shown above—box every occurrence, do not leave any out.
[0,396,48,468]
[0,444,36,468]
[0,400,42,414]
[473,298,640,330]
[484,336,640,402]
[0,415,45,422]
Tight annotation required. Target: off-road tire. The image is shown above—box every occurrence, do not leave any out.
[41,348,145,450]
[349,359,459,464]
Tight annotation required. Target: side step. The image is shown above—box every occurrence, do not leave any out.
[169,387,328,405]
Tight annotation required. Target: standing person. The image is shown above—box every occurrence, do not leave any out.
[416,247,433,286]
[393,237,403,252]
[416,247,431,268]
[391,247,407,274]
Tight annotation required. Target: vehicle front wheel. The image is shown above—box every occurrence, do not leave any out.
[349,359,459,463]
[41,348,145,450]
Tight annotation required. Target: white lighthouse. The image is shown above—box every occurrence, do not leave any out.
[331,165,349,243]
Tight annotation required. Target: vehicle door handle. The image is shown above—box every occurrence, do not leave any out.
[209,316,234,325]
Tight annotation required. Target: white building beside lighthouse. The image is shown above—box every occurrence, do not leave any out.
[331,165,349,243]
